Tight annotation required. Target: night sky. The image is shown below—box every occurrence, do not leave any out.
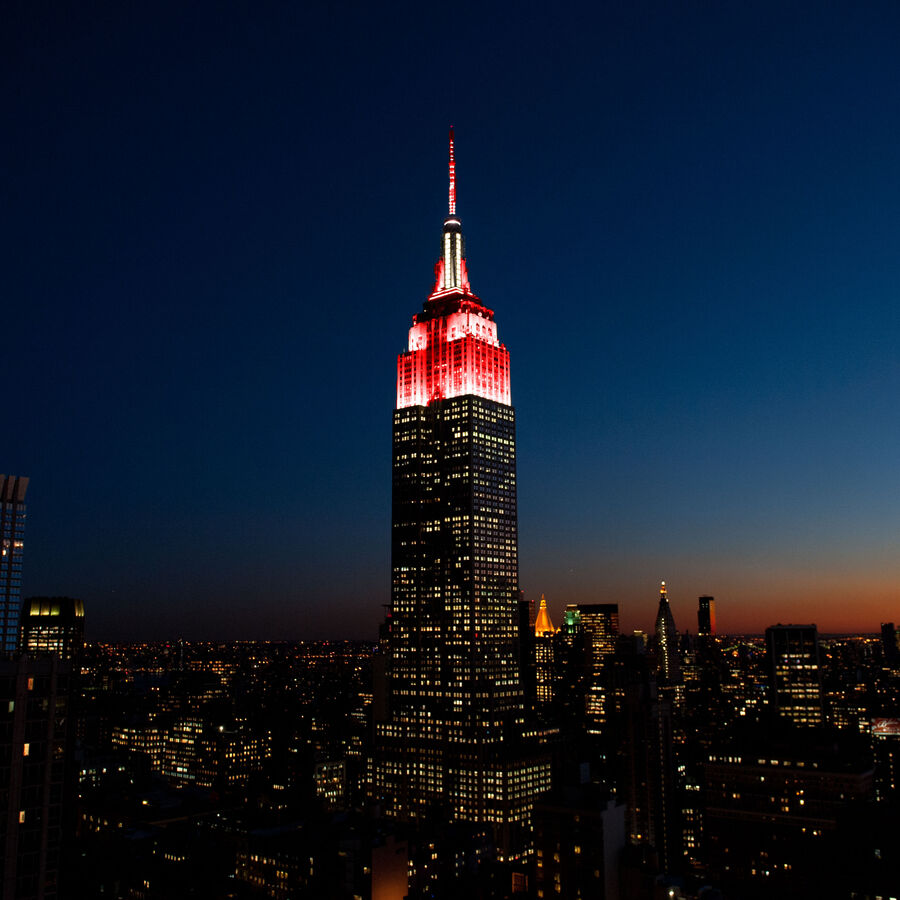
[5,1,900,639]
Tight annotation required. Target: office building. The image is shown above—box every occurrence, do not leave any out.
[1,475,28,655]
[872,717,900,801]
[19,597,85,661]
[697,595,716,637]
[0,655,73,899]
[372,131,550,858]
[765,624,823,727]
[533,792,625,900]
[534,596,556,707]
[704,739,874,896]
[577,604,618,735]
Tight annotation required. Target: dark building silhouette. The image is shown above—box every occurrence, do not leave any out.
[703,732,874,898]
[533,789,625,900]
[0,488,81,900]
[765,624,823,727]
[371,131,550,860]
[0,655,73,900]
[880,621,898,664]
[654,582,680,685]
[0,475,28,656]
[611,636,680,877]
[872,717,900,801]
[697,595,716,637]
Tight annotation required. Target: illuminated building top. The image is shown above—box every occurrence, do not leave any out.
[534,594,555,637]
[655,580,680,684]
[396,128,511,409]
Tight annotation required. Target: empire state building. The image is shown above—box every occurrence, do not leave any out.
[372,131,550,856]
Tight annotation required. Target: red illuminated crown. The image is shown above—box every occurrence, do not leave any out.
[396,130,511,409]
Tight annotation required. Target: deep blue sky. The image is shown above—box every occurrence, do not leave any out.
[4,1,900,638]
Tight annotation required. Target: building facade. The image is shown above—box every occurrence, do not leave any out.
[371,131,550,857]
[577,603,618,735]
[0,655,73,900]
[697,595,716,637]
[19,597,85,661]
[1,475,28,655]
[765,624,823,727]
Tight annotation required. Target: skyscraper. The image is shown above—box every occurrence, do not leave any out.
[0,475,28,655]
[372,131,550,858]
[697,595,716,637]
[534,596,556,707]
[577,603,618,735]
[654,582,680,684]
[765,624,823,727]
[0,478,77,900]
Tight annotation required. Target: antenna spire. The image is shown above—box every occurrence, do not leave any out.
[448,126,456,216]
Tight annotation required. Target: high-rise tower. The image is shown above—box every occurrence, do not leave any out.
[578,603,619,735]
[697,595,716,637]
[655,582,680,684]
[372,131,550,858]
[765,624,823,727]
[1,475,28,655]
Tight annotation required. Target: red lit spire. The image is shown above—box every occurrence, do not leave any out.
[448,126,456,216]
[432,128,470,295]
[396,130,511,409]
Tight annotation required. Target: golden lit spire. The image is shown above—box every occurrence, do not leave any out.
[534,593,555,636]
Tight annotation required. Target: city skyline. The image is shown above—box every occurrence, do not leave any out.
[5,3,900,639]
